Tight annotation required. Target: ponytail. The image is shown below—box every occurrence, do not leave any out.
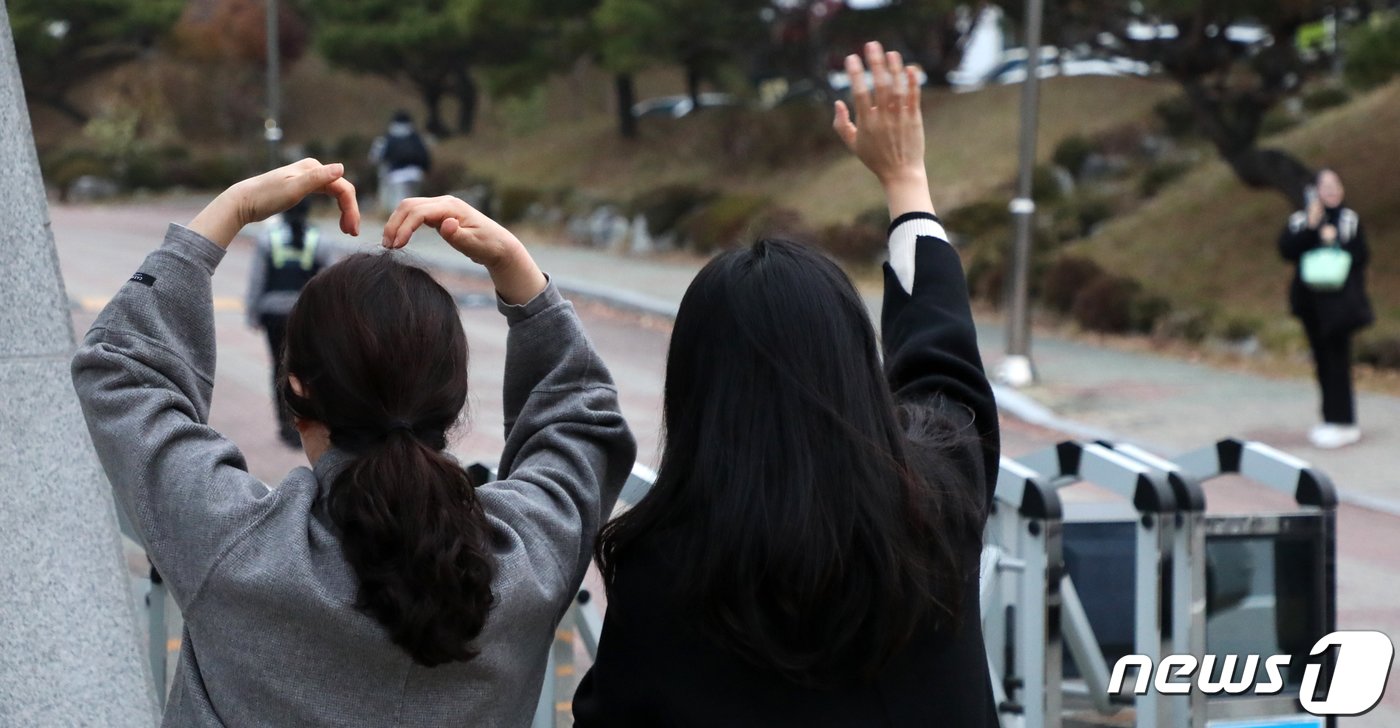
[280,252,494,667]
[326,427,495,667]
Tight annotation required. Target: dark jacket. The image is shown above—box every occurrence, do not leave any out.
[571,212,1001,727]
[1278,206,1373,338]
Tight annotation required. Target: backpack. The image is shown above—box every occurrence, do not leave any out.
[383,132,431,172]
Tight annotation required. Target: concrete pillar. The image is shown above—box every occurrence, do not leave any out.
[0,3,159,725]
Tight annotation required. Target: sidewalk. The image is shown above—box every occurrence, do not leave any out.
[341,228,1400,511]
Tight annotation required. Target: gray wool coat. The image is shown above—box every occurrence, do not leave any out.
[71,225,636,727]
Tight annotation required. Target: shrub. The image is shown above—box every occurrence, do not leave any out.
[819,222,886,265]
[631,184,717,236]
[944,200,1009,242]
[1301,85,1352,113]
[1345,14,1400,90]
[1155,308,1215,344]
[682,194,772,253]
[1128,294,1173,334]
[714,105,840,170]
[965,249,1006,306]
[496,186,545,224]
[1055,195,1116,239]
[1041,256,1105,313]
[1259,110,1300,137]
[172,153,250,190]
[1153,96,1198,138]
[1032,163,1066,203]
[421,160,470,197]
[1052,135,1097,179]
[1217,315,1262,343]
[40,148,115,198]
[1140,160,1193,198]
[1356,333,1400,370]
[1071,274,1141,333]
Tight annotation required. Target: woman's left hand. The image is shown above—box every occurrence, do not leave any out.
[189,159,361,248]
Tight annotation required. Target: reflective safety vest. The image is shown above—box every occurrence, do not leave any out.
[269,227,320,271]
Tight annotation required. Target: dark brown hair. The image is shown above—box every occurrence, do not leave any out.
[281,252,495,666]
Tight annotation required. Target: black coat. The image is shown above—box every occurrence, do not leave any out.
[1278,206,1374,338]
[572,213,1001,728]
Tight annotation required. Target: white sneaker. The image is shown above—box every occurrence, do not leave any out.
[1309,424,1362,449]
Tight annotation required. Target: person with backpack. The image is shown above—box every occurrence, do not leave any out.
[71,159,635,725]
[1279,168,1373,449]
[573,42,999,726]
[370,110,433,213]
[245,197,331,446]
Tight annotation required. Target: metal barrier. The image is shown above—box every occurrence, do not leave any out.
[117,443,1334,728]
[985,457,1065,727]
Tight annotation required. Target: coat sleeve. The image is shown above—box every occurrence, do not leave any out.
[475,283,637,601]
[1279,211,1320,262]
[72,224,277,608]
[879,212,1000,496]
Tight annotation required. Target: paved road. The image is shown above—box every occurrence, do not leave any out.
[50,198,1397,724]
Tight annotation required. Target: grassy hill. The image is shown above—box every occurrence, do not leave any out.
[441,73,1175,226]
[1070,79,1400,347]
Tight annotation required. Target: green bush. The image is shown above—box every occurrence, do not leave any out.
[1052,135,1097,178]
[1154,96,1198,138]
[496,186,545,224]
[964,248,1006,306]
[39,148,114,197]
[1301,85,1352,112]
[1155,308,1215,344]
[1140,160,1193,198]
[682,194,772,253]
[1356,333,1400,370]
[1071,274,1141,333]
[1032,163,1065,203]
[1345,14,1400,90]
[631,184,718,236]
[1217,315,1262,343]
[1041,256,1105,313]
[421,160,470,197]
[819,222,886,265]
[944,200,1009,242]
[714,105,840,170]
[1128,294,1173,334]
[1259,110,1300,137]
[1055,195,1116,239]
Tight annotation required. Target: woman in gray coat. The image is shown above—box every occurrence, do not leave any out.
[72,160,635,726]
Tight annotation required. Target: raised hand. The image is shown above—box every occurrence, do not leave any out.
[832,41,933,218]
[189,158,360,248]
[382,196,547,305]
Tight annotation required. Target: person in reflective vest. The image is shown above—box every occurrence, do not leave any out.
[245,198,331,446]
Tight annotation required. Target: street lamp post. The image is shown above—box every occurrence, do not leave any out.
[999,0,1046,388]
[265,0,282,170]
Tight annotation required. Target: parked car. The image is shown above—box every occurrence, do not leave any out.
[631,93,740,120]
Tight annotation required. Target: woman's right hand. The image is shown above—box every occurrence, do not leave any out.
[833,41,934,218]
[382,196,548,305]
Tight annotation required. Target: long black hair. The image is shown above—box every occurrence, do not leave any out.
[281,253,495,667]
[596,239,984,686]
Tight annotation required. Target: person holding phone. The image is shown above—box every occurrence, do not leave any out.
[573,42,998,726]
[71,160,635,725]
[1279,169,1373,448]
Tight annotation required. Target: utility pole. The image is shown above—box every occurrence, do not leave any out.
[265,0,282,170]
[998,0,1045,388]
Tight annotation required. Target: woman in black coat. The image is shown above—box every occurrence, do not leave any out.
[1278,168,1373,449]
[572,42,999,727]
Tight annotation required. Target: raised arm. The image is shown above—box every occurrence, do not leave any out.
[382,198,636,595]
[833,42,999,486]
[71,160,361,606]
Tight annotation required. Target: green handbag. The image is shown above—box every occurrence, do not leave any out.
[1300,246,1352,292]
